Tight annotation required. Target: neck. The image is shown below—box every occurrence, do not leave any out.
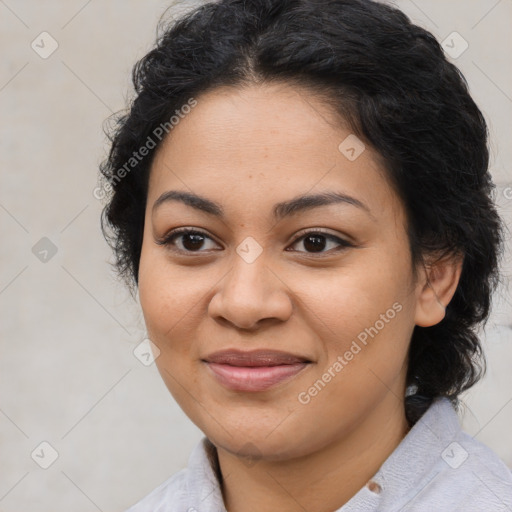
[214,394,411,512]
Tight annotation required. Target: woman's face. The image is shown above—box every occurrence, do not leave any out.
[138,83,423,460]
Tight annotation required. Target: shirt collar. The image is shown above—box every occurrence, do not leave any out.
[185,436,227,511]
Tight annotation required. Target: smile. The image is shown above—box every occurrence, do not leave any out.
[204,362,310,392]
[202,349,312,392]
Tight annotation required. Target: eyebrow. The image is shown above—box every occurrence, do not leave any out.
[152,190,375,222]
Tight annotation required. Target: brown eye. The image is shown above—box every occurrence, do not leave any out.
[156,229,220,253]
[288,231,353,254]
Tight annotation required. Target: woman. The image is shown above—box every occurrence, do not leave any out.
[99,0,512,510]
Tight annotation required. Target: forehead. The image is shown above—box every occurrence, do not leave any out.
[147,82,402,222]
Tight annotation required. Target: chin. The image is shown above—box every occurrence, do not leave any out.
[204,419,318,462]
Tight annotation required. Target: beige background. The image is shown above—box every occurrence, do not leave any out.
[1,1,511,511]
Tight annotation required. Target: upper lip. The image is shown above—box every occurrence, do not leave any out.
[203,349,312,367]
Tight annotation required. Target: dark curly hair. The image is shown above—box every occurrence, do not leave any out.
[99,0,505,424]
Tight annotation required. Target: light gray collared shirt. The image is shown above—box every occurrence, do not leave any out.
[125,397,512,511]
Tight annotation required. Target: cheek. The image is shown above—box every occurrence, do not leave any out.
[138,245,201,338]
[301,248,415,385]
[302,250,411,335]
[138,248,186,355]
[138,249,206,414]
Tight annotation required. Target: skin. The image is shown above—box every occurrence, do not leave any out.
[138,82,462,512]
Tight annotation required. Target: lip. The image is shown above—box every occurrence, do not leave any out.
[202,349,312,392]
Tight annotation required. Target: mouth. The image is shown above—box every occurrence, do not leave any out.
[202,349,312,392]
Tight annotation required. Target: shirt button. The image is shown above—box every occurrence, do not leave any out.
[366,480,382,494]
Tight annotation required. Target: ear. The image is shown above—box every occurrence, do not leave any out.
[414,252,464,327]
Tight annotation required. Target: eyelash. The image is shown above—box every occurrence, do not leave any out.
[155,227,354,256]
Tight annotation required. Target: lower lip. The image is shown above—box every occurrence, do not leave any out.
[204,362,309,392]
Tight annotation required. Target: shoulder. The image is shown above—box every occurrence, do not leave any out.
[344,398,512,512]
[123,469,188,512]
[122,437,225,512]
[384,398,512,511]
[436,428,512,509]
[400,431,512,511]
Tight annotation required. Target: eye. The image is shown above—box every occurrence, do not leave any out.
[155,228,220,253]
[287,229,353,254]
[156,227,354,255]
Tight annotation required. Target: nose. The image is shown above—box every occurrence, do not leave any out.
[207,253,293,331]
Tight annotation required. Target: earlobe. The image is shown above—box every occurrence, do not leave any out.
[414,253,464,328]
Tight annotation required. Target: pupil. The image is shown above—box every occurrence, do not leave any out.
[304,234,326,252]
[183,233,204,251]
